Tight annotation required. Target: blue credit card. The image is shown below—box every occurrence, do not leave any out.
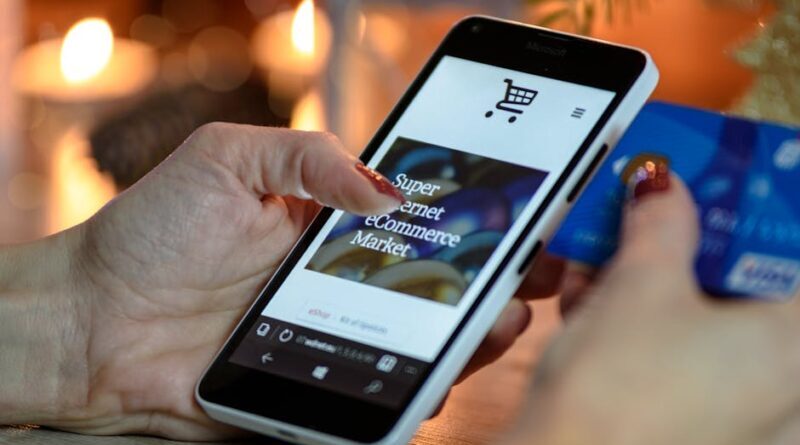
[549,101,800,299]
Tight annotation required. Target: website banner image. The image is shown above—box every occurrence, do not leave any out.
[307,137,548,306]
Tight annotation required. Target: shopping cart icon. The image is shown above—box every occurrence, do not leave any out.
[485,78,537,123]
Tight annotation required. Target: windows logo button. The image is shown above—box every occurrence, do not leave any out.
[376,354,398,373]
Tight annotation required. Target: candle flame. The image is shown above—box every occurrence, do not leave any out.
[291,0,315,55]
[60,18,114,83]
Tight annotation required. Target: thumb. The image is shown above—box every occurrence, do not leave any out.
[188,123,405,216]
[613,160,700,280]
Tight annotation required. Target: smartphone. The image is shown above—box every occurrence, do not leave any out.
[197,16,658,445]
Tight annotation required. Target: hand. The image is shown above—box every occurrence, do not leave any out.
[507,173,800,445]
[0,124,557,440]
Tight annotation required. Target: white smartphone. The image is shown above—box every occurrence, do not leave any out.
[197,16,658,445]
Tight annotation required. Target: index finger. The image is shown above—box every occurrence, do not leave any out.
[184,123,405,216]
[517,253,567,300]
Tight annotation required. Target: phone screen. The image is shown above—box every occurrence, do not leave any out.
[228,55,614,407]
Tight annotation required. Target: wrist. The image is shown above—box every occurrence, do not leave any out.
[0,226,91,424]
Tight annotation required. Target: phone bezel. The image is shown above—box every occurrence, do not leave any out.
[198,16,648,442]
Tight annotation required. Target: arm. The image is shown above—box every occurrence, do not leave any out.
[0,228,88,424]
[0,124,549,440]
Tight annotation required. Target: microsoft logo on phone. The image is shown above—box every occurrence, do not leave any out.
[485,78,537,124]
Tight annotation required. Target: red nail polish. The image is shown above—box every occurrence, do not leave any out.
[355,162,406,203]
[629,159,670,201]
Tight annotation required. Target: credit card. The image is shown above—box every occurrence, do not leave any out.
[549,101,800,299]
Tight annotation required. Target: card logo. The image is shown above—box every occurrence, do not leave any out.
[726,252,800,298]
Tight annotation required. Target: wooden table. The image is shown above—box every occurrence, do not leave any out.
[0,299,560,445]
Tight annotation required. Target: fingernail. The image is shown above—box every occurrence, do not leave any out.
[295,186,312,200]
[626,158,670,203]
[518,304,532,335]
[355,162,406,203]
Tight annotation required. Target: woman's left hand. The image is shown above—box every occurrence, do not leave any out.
[0,124,564,440]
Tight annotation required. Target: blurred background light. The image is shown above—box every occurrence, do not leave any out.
[0,0,791,250]
[60,18,114,83]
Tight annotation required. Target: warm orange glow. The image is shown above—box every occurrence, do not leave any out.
[592,0,773,110]
[60,18,114,83]
[291,89,325,131]
[292,0,315,55]
[357,13,367,43]
[48,128,116,233]
[250,1,332,92]
[363,13,407,58]
[13,25,156,102]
